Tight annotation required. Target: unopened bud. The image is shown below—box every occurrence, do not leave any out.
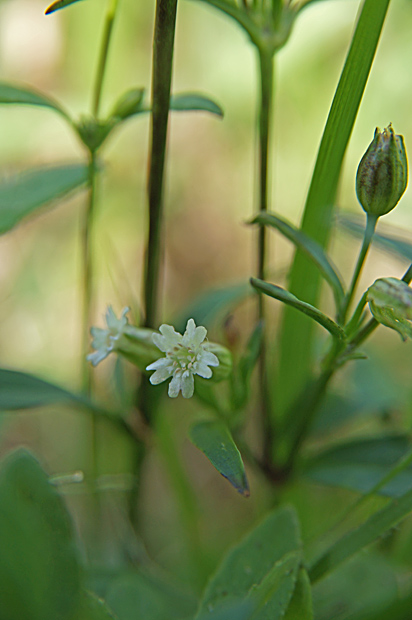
[356,124,408,218]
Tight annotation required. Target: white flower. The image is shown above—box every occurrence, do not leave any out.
[87,306,129,366]
[146,318,219,398]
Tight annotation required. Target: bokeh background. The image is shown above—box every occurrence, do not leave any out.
[2,0,412,593]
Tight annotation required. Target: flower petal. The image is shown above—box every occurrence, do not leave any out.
[200,350,219,367]
[87,350,109,367]
[146,357,172,371]
[181,371,194,398]
[168,374,182,398]
[152,333,169,352]
[194,362,212,379]
[149,367,174,385]
[159,324,182,347]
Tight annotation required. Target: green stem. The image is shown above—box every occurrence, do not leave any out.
[92,0,119,118]
[256,46,274,465]
[144,0,178,330]
[341,213,377,323]
[82,152,98,394]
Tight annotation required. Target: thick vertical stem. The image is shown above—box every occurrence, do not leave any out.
[256,46,274,464]
[144,0,178,330]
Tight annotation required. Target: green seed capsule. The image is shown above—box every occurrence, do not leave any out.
[356,124,408,218]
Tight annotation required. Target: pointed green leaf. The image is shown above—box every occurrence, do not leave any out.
[174,283,250,333]
[279,0,390,415]
[73,591,117,620]
[309,483,412,583]
[284,568,313,620]
[252,212,344,309]
[45,0,87,14]
[247,551,301,620]
[0,83,70,121]
[196,506,301,618]
[170,93,224,117]
[0,368,132,436]
[0,164,89,235]
[189,420,249,496]
[0,450,81,620]
[250,278,346,341]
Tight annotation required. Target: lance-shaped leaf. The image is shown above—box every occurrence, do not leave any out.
[0,83,71,122]
[250,278,346,341]
[170,93,223,117]
[0,450,81,620]
[189,420,249,496]
[284,567,313,620]
[309,484,412,583]
[278,0,390,416]
[45,0,87,14]
[0,164,89,235]
[0,368,132,437]
[196,506,301,618]
[252,212,344,309]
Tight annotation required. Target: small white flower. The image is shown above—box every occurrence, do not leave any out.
[87,306,129,366]
[146,318,219,398]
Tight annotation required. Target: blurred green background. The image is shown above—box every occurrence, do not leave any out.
[2,0,412,591]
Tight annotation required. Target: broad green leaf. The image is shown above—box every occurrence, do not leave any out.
[174,282,250,333]
[0,368,132,436]
[106,570,197,620]
[250,278,346,341]
[312,554,398,620]
[340,212,412,262]
[309,483,412,583]
[45,0,87,14]
[170,93,223,117]
[189,420,249,496]
[247,551,301,620]
[196,506,301,618]
[304,435,412,498]
[284,568,313,620]
[278,0,390,416]
[252,212,344,310]
[0,83,70,121]
[0,164,89,235]
[73,591,117,620]
[0,450,81,620]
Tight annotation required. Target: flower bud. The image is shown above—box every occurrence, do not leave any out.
[356,124,408,218]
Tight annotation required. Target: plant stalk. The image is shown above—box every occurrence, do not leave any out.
[92,0,119,118]
[144,0,178,330]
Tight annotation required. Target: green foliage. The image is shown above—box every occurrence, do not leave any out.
[189,420,249,496]
[170,93,224,117]
[45,0,88,15]
[0,450,81,620]
[0,82,71,121]
[0,164,89,235]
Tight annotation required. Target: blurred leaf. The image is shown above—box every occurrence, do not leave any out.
[189,420,249,496]
[0,82,70,121]
[0,368,132,436]
[252,212,344,309]
[45,0,87,14]
[368,302,412,341]
[73,591,117,620]
[170,93,223,117]
[174,283,250,333]
[312,554,398,620]
[367,278,412,319]
[250,278,346,341]
[110,88,145,121]
[106,570,197,620]
[189,0,260,45]
[278,0,390,416]
[309,481,412,583]
[247,551,301,620]
[195,506,301,617]
[304,435,412,498]
[339,212,412,262]
[197,601,255,620]
[232,322,263,409]
[284,567,313,620]
[0,164,89,235]
[0,450,81,620]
